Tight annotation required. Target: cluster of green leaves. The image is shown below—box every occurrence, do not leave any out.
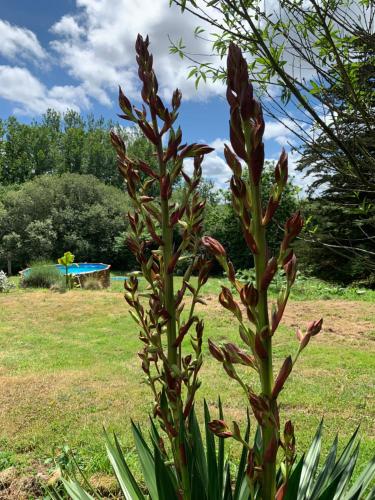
[59,402,252,500]
[58,409,375,499]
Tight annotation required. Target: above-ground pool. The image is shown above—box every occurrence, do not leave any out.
[55,263,109,275]
[21,262,111,288]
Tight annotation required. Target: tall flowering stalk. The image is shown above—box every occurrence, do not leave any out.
[203,43,323,500]
[110,35,213,497]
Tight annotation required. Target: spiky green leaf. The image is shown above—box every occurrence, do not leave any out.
[104,431,144,500]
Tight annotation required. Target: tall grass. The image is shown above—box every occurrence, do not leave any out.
[21,260,63,289]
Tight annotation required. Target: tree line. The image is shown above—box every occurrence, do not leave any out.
[0,102,374,285]
[0,110,156,187]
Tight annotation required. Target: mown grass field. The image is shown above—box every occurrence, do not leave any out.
[0,275,374,494]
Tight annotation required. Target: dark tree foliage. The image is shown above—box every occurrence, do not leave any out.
[0,174,135,273]
[297,29,375,285]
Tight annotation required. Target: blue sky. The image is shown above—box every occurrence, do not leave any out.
[0,0,304,188]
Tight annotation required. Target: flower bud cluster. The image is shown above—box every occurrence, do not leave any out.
[111,34,213,453]
[201,42,324,494]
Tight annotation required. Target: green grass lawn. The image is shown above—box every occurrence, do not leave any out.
[0,276,374,492]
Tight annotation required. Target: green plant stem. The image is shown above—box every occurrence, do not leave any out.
[151,112,190,499]
[243,119,276,499]
[252,183,276,500]
[151,113,177,367]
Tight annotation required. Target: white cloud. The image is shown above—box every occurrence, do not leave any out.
[49,0,225,107]
[263,119,296,146]
[184,151,231,189]
[0,65,90,115]
[209,138,227,153]
[50,15,85,39]
[0,19,47,62]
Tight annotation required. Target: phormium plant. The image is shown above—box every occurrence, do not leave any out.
[60,36,375,500]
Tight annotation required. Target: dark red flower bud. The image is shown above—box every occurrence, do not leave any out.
[167,250,181,275]
[249,392,269,425]
[284,420,294,439]
[124,275,138,293]
[272,356,293,399]
[223,343,256,368]
[178,143,214,158]
[138,120,159,145]
[263,197,280,226]
[219,286,242,320]
[250,142,264,186]
[160,173,171,200]
[139,196,154,203]
[276,484,287,500]
[246,449,256,480]
[261,257,278,291]
[230,175,247,200]
[195,319,204,340]
[174,316,196,347]
[240,283,259,307]
[255,332,268,359]
[282,211,304,250]
[201,236,226,258]
[230,109,247,161]
[284,419,296,463]
[110,129,126,156]
[307,318,323,336]
[198,260,213,286]
[208,338,225,362]
[119,86,132,114]
[208,420,233,438]
[227,261,236,283]
[138,160,158,179]
[284,252,297,285]
[224,144,242,177]
[243,229,258,254]
[275,148,288,187]
[172,88,182,109]
[145,215,163,246]
[184,354,192,367]
[251,111,265,148]
[264,434,278,463]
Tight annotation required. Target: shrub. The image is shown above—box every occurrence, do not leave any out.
[0,270,14,293]
[21,260,63,289]
[0,174,131,273]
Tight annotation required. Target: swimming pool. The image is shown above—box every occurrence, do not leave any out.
[21,263,112,288]
[55,263,109,275]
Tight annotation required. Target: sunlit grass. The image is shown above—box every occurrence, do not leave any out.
[0,277,374,483]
